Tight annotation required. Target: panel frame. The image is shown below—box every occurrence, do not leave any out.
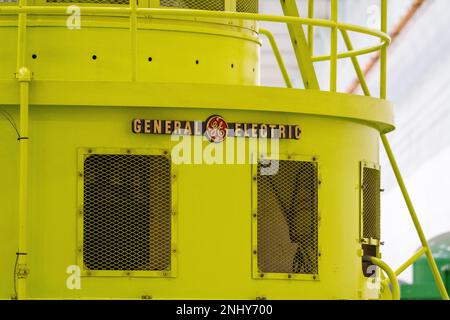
[77,147,178,278]
[251,153,321,281]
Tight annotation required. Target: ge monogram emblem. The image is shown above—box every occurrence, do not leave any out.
[205,115,229,143]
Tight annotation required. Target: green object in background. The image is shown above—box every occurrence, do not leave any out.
[402,232,450,300]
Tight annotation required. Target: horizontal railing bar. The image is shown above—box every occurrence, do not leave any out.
[312,43,384,62]
[0,6,390,44]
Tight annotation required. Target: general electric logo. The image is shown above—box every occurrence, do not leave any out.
[205,115,229,143]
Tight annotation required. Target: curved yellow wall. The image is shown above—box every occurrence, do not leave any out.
[0,1,395,300]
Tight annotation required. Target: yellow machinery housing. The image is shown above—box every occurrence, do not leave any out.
[0,0,448,300]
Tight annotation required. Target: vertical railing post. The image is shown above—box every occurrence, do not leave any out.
[380,0,387,99]
[15,0,32,300]
[330,0,338,92]
[308,0,314,56]
[225,0,237,12]
[130,0,138,81]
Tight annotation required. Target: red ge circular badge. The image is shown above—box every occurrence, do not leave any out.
[205,115,229,143]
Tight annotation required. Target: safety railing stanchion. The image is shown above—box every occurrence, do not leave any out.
[308,0,314,56]
[330,0,338,92]
[380,0,387,99]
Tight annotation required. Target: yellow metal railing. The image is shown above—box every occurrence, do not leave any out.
[259,28,293,89]
[2,0,448,300]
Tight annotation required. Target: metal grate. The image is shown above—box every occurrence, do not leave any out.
[257,160,319,275]
[362,167,381,240]
[236,0,258,13]
[46,0,129,4]
[83,154,172,271]
[160,0,224,11]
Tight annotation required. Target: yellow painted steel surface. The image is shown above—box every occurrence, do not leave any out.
[0,82,394,299]
[3,0,445,301]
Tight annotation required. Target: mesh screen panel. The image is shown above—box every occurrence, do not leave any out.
[47,0,129,4]
[160,0,224,11]
[362,167,381,240]
[44,0,259,12]
[236,0,258,13]
[83,154,171,271]
[257,160,319,275]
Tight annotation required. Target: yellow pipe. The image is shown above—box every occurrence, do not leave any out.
[259,28,293,88]
[340,29,370,96]
[308,0,314,56]
[366,256,400,300]
[130,0,137,81]
[15,0,31,301]
[381,134,450,300]
[330,0,338,92]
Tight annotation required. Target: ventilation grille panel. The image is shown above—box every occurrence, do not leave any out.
[236,0,258,13]
[160,0,224,11]
[83,154,172,272]
[362,166,381,240]
[257,160,319,275]
[47,0,129,4]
